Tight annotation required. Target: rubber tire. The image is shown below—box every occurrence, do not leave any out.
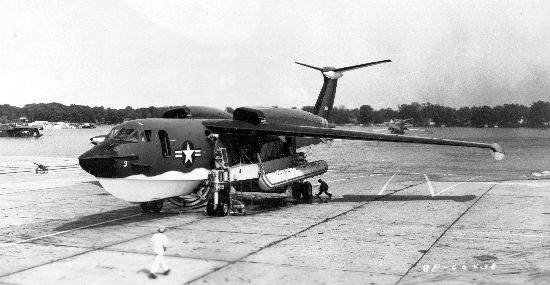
[291,182,302,199]
[206,199,229,217]
[140,202,152,213]
[217,201,229,217]
[301,181,312,200]
[149,200,163,213]
[206,199,216,216]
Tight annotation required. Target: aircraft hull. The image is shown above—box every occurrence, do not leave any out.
[97,169,209,202]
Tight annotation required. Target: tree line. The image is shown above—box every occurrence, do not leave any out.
[1,101,549,128]
[318,101,549,128]
[0,103,176,125]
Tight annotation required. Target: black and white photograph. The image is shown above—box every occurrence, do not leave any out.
[0,1,549,284]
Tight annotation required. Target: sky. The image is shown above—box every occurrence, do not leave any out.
[0,0,549,110]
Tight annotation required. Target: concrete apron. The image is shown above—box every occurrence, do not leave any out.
[0,163,548,285]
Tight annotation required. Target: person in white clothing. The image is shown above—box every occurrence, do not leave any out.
[149,226,170,279]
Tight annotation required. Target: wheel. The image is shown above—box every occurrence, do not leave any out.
[206,199,216,216]
[217,201,229,217]
[291,182,302,199]
[206,188,230,217]
[301,181,312,200]
[206,198,228,217]
[149,200,163,213]
[140,202,152,213]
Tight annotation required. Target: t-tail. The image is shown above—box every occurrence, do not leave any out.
[295,60,391,120]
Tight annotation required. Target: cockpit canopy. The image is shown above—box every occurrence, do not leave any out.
[107,126,122,138]
[113,128,142,142]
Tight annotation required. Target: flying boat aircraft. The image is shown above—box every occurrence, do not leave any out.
[79,59,504,216]
[374,118,432,134]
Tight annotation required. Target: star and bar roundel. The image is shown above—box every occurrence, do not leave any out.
[174,141,202,167]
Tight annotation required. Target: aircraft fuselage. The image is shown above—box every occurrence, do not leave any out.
[79,109,329,202]
[80,119,215,201]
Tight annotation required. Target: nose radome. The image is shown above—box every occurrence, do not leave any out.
[78,142,121,177]
[79,140,142,178]
[79,156,118,177]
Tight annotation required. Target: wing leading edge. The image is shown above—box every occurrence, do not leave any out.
[203,120,505,161]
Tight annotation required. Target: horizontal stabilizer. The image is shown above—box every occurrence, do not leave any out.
[295,59,391,121]
[334,60,391,72]
[294,62,323,71]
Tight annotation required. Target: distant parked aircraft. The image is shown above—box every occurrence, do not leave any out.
[374,118,432,134]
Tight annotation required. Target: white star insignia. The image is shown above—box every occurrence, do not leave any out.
[182,143,195,163]
[175,142,202,165]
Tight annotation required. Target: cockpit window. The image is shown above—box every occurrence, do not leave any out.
[113,128,141,142]
[107,126,121,138]
[158,130,171,158]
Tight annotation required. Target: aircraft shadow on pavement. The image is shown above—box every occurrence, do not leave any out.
[231,194,477,216]
[53,194,476,231]
[334,194,477,203]
[54,206,182,231]
[238,196,292,214]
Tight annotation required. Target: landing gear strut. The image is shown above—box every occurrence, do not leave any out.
[140,199,164,213]
[203,142,247,217]
[206,191,230,217]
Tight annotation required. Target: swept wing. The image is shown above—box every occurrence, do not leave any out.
[203,120,505,161]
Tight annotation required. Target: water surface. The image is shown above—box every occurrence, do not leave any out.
[0,126,548,181]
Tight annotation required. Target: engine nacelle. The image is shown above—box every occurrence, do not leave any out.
[163,106,233,119]
[233,107,329,127]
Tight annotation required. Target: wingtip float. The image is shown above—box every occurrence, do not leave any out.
[491,143,505,161]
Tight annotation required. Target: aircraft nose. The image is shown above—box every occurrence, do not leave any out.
[79,155,118,178]
[79,144,119,177]
[78,141,137,178]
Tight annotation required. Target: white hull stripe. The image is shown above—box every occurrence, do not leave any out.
[97,168,210,202]
[124,168,209,180]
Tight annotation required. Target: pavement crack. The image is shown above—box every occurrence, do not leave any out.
[0,216,211,279]
[240,259,401,276]
[185,181,424,285]
[394,183,498,285]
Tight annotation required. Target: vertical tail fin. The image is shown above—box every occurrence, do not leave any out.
[296,60,391,120]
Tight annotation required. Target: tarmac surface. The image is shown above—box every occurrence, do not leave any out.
[0,157,549,284]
